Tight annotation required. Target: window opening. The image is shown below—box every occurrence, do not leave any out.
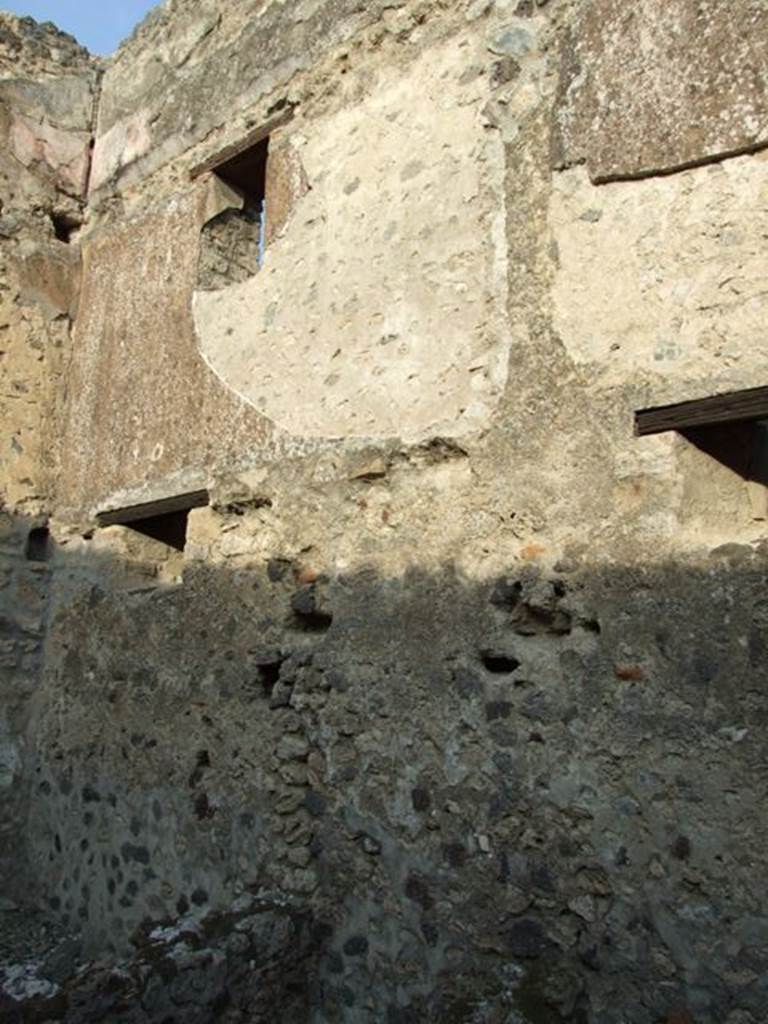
[635,387,768,519]
[213,136,269,214]
[96,490,209,553]
[197,137,270,292]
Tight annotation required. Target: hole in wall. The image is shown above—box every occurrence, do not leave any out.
[26,526,51,562]
[193,792,214,820]
[257,658,284,692]
[50,210,81,244]
[292,607,334,634]
[290,587,334,633]
[510,604,573,637]
[480,651,521,674]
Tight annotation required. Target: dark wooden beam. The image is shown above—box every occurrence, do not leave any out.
[97,490,209,527]
[635,386,768,436]
[189,108,294,180]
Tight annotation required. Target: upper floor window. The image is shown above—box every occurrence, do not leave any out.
[197,135,270,291]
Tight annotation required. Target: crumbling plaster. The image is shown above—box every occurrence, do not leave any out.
[57,183,278,515]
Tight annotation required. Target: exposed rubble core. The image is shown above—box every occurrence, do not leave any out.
[2,2,768,1022]
[197,207,263,292]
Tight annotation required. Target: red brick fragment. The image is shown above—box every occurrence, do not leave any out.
[615,665,644,681]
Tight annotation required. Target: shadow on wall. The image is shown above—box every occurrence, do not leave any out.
[2,506,768,1024]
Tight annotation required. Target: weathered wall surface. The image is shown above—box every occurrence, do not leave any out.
[57,185,277,515]
[24,460,768,1024]
[550,155,768,405]
[65,0,768,517]
[0,14,97,513]
[0,511,51,908]
[88,0,460,199]
[60,0,517,514]
[553,0,768,182]
[3,1,768,1023]
[0,15,99,956]
[193,33,508,440]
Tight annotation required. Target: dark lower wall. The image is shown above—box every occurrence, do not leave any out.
[0,511,53,906]
[10,525,768,1023]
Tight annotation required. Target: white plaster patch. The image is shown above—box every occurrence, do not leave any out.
[550,157,768,399]
[192,36,508,441]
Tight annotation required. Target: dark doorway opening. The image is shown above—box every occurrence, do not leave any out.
[635,388,768,520]
[636,388,768,487]
[680,420,768,487]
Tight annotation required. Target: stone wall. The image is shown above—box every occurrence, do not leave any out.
[0,14,98,513]
[23,463,768,1024]
[0,13,100,959]
[2,1,768,1023]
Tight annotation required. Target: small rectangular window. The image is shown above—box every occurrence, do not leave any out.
[97,490,209,553]
[215,135,269,265]
[197,137,269,290]
[191,109,296,292]
[636,387,768,519]
[213,136,269,215]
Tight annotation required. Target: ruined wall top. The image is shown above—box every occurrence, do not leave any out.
[90,0,445,198]
[0,12,94,78]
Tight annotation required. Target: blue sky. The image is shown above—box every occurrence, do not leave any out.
[2,1,160,55]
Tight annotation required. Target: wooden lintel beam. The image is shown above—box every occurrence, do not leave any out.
[97,490,209,527]
[189,108,294,180]
[635,386,768,436]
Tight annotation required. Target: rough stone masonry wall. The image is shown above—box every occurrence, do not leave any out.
[3,1,768,1023]
[0,13,96,511]
[0,13,99,943]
